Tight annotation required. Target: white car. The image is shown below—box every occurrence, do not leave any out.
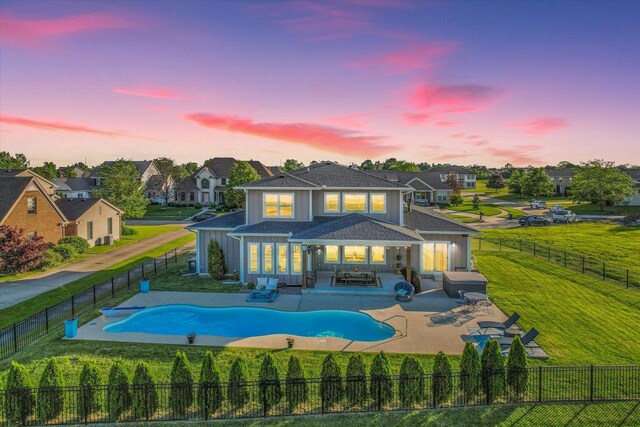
[550,205,565,213]
[552,210,577,223]
[530,200,547,209]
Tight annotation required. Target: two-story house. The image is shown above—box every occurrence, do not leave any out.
[546,168,576,196]
[368,171,453,205]
[429,166,477,189]
[53,177,97,198]
[188,162,479,288]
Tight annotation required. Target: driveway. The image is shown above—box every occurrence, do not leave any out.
[0,228,194,309]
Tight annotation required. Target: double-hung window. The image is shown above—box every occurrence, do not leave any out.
[325,245,339,263]
[262,243,274,274]
[87,221,94,240]
[277,244,288,274]
[27,197,36,214]
[107,218,113,235]
[370,246,386,264]
[248,243,260,273]
[263,193,294,218]
[291,244,303,274]
[370,193,386,213]
[343,246,367,263]
[324,193,340,213]
[342,193,367,212]
[421,242,449,272]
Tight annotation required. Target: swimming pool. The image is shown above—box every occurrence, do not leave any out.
[104,305,396,342]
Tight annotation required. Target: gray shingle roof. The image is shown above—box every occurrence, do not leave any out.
[367,171,450,190]
[546,168,576,178]
[428,166,474,175]
[92,160,154,177]
[403,208,480,234]
[187,210,246,229]
[54,198,102,220]
[231,220,324,235]
[291,214,423,242]
[0,177,31,221]
[54,177,97,192]
[205,158,273,179]
[0,169,28,177]
[623,168,640,181]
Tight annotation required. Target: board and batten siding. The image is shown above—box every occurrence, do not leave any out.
[198,229,240,275]
[412,233,470,272]
[242,236,304,285]
[312,245,404,273]
[245,190,311,224]
[311,190,403,224]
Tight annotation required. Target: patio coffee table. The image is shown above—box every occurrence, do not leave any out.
[337,271,375,285]
[464,292,488,310]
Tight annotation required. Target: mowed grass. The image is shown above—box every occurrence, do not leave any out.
[146,260,241,293]
[86,225,185,254]
[447,197,502,216]
[444,213,479,223]
[143,204,201,220]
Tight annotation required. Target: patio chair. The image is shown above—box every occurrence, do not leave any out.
[394,281,414,302]
[247,277,278,303]
[477,312,520,333]
[498,327,539,347]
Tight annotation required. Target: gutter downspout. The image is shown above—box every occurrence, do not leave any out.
[229,234,244,283]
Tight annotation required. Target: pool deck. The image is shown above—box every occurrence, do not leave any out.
[75,290,507,355]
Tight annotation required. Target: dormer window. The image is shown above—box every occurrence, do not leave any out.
[263,193,294,218]
[201,179,210,189]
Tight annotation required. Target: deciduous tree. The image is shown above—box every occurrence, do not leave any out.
[32,162,57,180]
[570,160,635,210]
[92,160,148,219]
[0,151,29,169]
[486,173,505,192]
[282,159,304,172]
[0,225,49,273]
[520,168,554,198]
[224,161,261,209]
[444,171,462,194]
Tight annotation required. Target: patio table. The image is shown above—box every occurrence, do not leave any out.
[337,271,375,285]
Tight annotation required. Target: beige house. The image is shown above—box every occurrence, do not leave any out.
[55,198,123,246]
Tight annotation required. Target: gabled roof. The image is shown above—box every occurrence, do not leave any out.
[91,160,154,178]
[54,177,96,192]
[367,171,451,190]
[0,177,32,222]
[230,219,326,235]
[290,214,423,242]
[0,169,59,193]
[187,210,246,230]
[403,207,480,234]
[546,168,576,178]
[428,166,474,175]
[623,168,640,181]
[176,176,199,192]
[144,175,167,192]
[268,166,283,175]
[247,161,274,178]
[54,198,102,220]
[204,158,273,179]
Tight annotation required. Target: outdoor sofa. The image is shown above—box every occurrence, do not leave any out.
[247,277,279,302]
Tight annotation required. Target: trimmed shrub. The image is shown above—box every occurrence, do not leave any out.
[258,354,283,412]
[197,351,223,416]
[345,354,367,407]
[77,362,102,421]
[51,243,77,260]
[169,351,194,418]
[506,336,529,399]
[207,240,227,280]
[41,248,64,269]
[228,357,250,409]
[369,352,393,407]
[285,356,308,412]
[131,362,158,420]
[5,361,35,426]
[121,225,138,236]
[107,360,131,421]
[481,339,506,403]
[37,358,65,421]
[432,352,452,406]
[399,356,425,408]
[320,354,343,408]
[194,202,202,209]
[58,236,90,254]
[460,342,481,401]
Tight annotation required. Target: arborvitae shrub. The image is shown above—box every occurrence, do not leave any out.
[258,354,282,412]
[399,356,425,407]
[207,240,227,280]
[369,352,393,407]
[197,351,223,416]
[432,352,452,406]
[320,354,343,408]
[460,342,481,401]
[285,356,308,412]
[107,360,131,421]
[169,351,194,418]
[481,339,506,403]
[37,358,65,421]
[345,354,367,407]
[506,336,529,399]
[131,362,158,420]
[5,361,35,426]
[77,362,102,421]
[228,357,250,409]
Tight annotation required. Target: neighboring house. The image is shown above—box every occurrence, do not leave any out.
[53,177,97,198]
[57,165,90,178]
[55,198,122,246]
[188,162,480,286]
[624,168,640,206]
[176,157,273,206]
[368,171,453,205]
[546,168,576,196]
[91,160,172,203]
[428,166,477,189]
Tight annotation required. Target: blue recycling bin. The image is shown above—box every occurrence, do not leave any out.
[64,317,78,338]
[140,279,150,293]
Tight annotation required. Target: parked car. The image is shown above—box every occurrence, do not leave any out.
[530,200,548,209]
[552,210,577,223]
[550,205,565,213]
[519,215,551,226]
[192,211,217,222]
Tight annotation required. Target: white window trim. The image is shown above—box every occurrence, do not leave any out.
[262,192,295,219]
[343,245,368,264]
[247,242,260,274]
[369,193,387,214]
[324,245,340,264]
[342,193,368,213]
[291,244,302,275]
[419,241,451,273]
[323,192,341,213]
[276,243,288,274]
[262,243,275,274]
[369,246,386,264]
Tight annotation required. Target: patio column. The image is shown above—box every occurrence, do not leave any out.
[405,246,412,283]
[302,249,308,288]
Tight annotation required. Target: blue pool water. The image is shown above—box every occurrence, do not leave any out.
[104,305,395,342]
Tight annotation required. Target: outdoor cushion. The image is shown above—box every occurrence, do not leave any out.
[396,289,409,296]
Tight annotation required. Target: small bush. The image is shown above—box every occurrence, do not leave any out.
[58,236,90,254]
[77,363,102,421]
[228,357,250,408]
[399,356,425,408]
[258,354,283,412]
[194,202,202,209]
[121,225,138,236]
[5,361,35,426]
[432,352,452,406]
[369,352,393,407]
[37,358,65,421]
[345,354,367,407]
[131,362,158,420]
[320,354,343,408]
[207,240,227,280]
[107,360,131,421]
[460,342,481,402]
[197,351,223,416]
[170,351,194,418]
[285,356,308,412]
[481,339,506,403]
[51,243,77,260]
[0,225,48,273]
[41,248,64,269]
[507,336,529,399]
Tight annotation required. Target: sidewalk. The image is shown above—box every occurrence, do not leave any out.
[0,228,194,309]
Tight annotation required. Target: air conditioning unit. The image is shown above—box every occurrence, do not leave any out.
[103,235,113,246]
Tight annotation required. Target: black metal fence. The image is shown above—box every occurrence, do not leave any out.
[473,236,639,290]
[1,365,638,426]
[0,248,192,360]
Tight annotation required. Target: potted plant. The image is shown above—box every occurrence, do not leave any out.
[396,253,403,269]
[139,275,150,293]
[187,332,196,344]
[64,316,78,339]
[247,282,255,290]
[286,337,295,348]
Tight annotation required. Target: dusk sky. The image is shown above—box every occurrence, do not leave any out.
[1,0,639,168]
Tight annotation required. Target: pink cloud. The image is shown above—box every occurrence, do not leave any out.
[0,115,143,139]
[485,146,544,165]
[410,83,501,113]
[114,86,186,100]
[324,112,375,129]
[0,12,133,46]
[402,113,432,126]
[435,120,459,128]
[468,140,488,147]
[511,117,568,136]
[184,113,397,157]
[348,41,457,73]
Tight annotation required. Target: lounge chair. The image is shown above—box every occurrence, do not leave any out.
[394,281,414,302]
[498,327,539,347]
[247,277,279,303]
[477,312,520,333]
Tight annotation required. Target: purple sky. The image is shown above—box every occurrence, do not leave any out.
[1,0,639,167]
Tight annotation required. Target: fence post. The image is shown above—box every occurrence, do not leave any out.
[321,379,325,414]
[538,366,543,402]
[564,251,567,267]
[533,242,536,256]
[520,239,523,252]
[93,284,96,307]
[262,383,268,417]
[174,248,178,262]
[547,246,550,261]
[377,377,382,411]
[582,256,585,273]
[111,277,115,298]
[499,238,502,252]
[154,258,157,275]
[142,263,145,277]
[590,365,595,402]
[127,269,131,289]
[627,269,629,289]
[165,252,168,268]
[13,323,18,353]
[45,308,49,333]
[602,263,605,280]
[479,237,482,251]
[71,295,75,317]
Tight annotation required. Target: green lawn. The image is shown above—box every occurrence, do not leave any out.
[444,213,479,223]
[144,259,241,293]
[143,204,201,220]
[447,197,502,216]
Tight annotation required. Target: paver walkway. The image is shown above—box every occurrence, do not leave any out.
[0,228,193,309]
